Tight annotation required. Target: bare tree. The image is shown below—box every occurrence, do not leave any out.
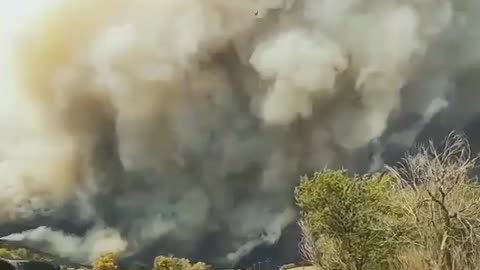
[388,132,480,270]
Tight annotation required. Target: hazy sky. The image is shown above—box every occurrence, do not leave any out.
[0,0,60,35]
[0,0,63,60]
[0,0,58,76]
[0,0,61,134]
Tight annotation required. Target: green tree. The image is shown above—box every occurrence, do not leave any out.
[295,169,409,270]
[191,262,213,270]
[93,252,119,270]
[0,248,12,258]
[153,256,191,270]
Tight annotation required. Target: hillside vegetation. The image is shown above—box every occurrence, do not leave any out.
[295,133,480,270]
[3,132,479,270]
[91,253,213,270]
[0,240,91,269]
[0,240,57,262]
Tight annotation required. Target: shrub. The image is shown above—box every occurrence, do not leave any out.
[153,256,191,270]
[0,247,45,260]
[297,132,480,270]
[191,262,213,270]
[295,169,410,270]
[0,248,11,258]
[93,252,119,270]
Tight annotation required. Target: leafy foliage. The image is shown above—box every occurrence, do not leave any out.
[296,133,480,270]
[153,256,211,270]
[93,252,119,270]
[191,261,213,270]
[295,169,409,270]
[154,256,190,270]
[0,246,53,261]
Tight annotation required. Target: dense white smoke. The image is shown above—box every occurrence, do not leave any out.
[1,0,480,266]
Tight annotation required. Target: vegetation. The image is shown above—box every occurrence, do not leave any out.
[93,252,119,270]
[154,256,190,270]
[279,263,297,270]
[0,241,54,262]
[0,247,44,261]
[0,242,211,270]
[295,170,409,270]
[153,256,212,270]
[295,133,480,270]
[391,133,480,270]
[191,261,213,270]
[5,132,480,270]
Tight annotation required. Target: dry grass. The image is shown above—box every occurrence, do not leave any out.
[287,266,318,270]
[298,220,317,266]
[394,247,439,270]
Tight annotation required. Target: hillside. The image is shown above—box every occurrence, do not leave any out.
[0,240,89,269]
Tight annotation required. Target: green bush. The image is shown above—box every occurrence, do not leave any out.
[152,256,213,270]
[0,246,51,261]
[153,256,191,270]
[0,248,11,258]
[295,133,480,270]
[191,262,212,270]
[295,170,409,270]
[93,252,118,270]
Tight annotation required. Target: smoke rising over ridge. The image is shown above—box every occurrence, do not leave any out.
[1,0,480,265]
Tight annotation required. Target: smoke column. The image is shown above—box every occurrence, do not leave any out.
[1,0,480,266]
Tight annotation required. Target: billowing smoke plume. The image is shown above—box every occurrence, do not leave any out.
[1,0,480,266]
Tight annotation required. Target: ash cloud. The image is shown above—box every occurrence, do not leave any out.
[1,0,480,266]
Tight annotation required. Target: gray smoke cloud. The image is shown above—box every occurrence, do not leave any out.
[1,0,480,266]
